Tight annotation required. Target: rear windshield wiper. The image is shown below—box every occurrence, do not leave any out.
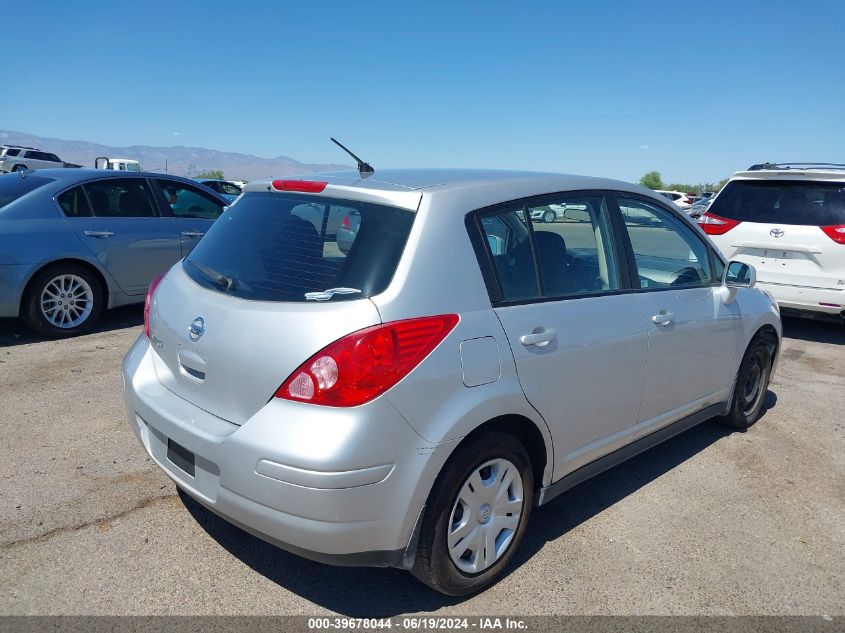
[304,287,361,301]
[186,260,239,293]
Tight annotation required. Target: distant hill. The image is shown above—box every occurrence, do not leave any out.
[0,130,349,181]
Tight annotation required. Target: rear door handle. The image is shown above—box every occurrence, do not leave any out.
[181,231,205,238]
[652,312,675,326]
[520,329,557,347]
[83,230,114,238]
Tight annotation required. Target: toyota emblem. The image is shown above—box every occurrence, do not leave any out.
[770,228,785,238]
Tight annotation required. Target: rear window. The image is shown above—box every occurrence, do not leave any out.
[0,174,55,209]
[183,192,415,302]
[710,179,845,226]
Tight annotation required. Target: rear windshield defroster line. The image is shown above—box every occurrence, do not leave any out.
[183,192,415,302]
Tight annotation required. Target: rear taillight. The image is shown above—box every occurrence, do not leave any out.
[143,273,166,338]
[697,212,741,235]
[821,224,845,245]
[271,179,328,193]
[275,314,459,407]
[341,214,351,229]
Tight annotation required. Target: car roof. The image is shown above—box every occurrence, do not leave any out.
[245,168,655,197]
[731,168,845,183]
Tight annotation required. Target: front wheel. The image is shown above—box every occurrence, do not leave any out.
[21,264,104,338]
[717,338,772,429]
[542,210,555,223]
[412,432,534,596]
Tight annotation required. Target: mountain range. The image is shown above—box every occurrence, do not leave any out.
[0,130,349,181]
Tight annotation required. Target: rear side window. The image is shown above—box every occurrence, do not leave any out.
[183,192,415,302]
[0,174,55,210]
[3,148,21,157]
[83,178,157,218]
[57,186,92,217]
[710,179,845,226]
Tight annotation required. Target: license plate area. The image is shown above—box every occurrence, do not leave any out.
[167,438,196,477]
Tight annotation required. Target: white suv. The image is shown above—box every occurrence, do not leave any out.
[0,146,66,172]
[700,163,845,320]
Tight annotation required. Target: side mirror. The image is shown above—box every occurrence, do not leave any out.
[724,260,756,288]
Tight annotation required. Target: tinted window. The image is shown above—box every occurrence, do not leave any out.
[479,207,539,301]
[44,153,60,163]
[218,181,242,196]
[84,178,157,218]
[57,186,92,217]
[157,179,225,219]
[183,192,415,302]
[526,196,620,296]
[709,179,845,226]
[0,174,55,209]
[618,197,713,289]
[3,148,21,157]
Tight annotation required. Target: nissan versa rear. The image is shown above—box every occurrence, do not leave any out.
[123,170,781,595]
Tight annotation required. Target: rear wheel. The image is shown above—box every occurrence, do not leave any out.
[21,264,104,338]
[412,432,534,596]
[12,165,27,172]
[542,210,555,223]
[718,338,772,429]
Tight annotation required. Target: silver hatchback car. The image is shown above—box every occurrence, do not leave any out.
[123,169,781,595]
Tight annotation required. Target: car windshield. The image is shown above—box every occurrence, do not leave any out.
[0,174,56,209]
[183,191,415,302]
[709,179,845,226]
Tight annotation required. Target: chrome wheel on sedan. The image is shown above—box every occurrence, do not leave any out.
[40,274,94,328]
[447,458,524,574]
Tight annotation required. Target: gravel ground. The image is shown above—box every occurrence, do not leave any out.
[0,308,843,616]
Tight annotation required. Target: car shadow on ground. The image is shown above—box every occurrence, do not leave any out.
[179,400,777,616]
[781,316,845,345]
[0,305,143,348]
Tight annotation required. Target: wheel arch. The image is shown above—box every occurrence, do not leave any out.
[18,257,112,316]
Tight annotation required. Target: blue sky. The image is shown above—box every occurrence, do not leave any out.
[2,0,843,183]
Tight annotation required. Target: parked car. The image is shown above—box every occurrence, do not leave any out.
[95,156,142,172]
[700,162,845,321]
[125,169,781,596]
[0,169,229,337]
[687,197,712,217]
[528,202,568,223]
[0,147,81,172]
[194,178,243,202]
[655,190,693,209]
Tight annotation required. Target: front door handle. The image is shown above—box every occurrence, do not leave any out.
[83,230,114,238]
[520,329,557,347]
[652,312,675,326]
[181,231,205,238]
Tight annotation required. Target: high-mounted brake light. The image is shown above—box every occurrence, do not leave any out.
[271,179,328,193]
[275,314,460,407]
[144,273,166,338]
[820,224,845,245]
[697,212,741,235]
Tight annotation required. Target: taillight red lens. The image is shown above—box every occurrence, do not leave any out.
[270,179,328,193]
[341,214,351,229]
[821,224,845,244]
[143,273,166,338]
[697,212,741,235]
[275,314,460,407]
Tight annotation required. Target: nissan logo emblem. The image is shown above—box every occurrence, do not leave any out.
[189,317,205,341]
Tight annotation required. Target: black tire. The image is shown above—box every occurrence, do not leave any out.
[717,338,772,429]
[542,210,555,223]
[12,165,27,172]
[21,263,104,338]
[412,431,534,596]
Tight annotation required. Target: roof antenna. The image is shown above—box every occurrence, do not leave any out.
[330,137,374,175]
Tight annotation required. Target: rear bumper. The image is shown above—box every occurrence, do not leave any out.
[121,335,455,567]
[757,281,845,316]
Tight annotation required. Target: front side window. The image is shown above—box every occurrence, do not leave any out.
[156,179,225,220]
[83,178,157,218]
[617,197,713,289]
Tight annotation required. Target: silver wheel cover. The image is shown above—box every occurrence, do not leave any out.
[40,274,94,329]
